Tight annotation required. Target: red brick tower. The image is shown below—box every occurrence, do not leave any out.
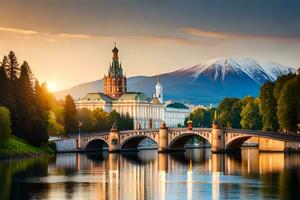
[103,44,127,98]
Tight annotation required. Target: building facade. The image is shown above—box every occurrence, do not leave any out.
[103,45,127,98]
[75,45,190,129]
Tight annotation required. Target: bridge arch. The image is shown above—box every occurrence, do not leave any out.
[225,136,252,150]
[168,132,211,150]
[120,135,158,150]
[84,139,109,151]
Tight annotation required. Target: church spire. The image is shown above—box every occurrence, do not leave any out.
[112,42,119,60]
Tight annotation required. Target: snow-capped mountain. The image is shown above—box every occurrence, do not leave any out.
[55,57,297,105]
[176,57,294,84]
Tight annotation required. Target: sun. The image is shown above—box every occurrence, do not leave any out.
[46,81,59,92]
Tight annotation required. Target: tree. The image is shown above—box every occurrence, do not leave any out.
[48,111,64,136]
[108,110,121,128]
[277,76,300,133]
[273,73,296,100]
[91,108,109,131]
[218,98,240,127]
[0,107,11,143]
[24,81,50,145]
[63,95,78,134]
[185,108,216,128]
[0,56,9,107]
[16,61,35,138]
[78,108,93,132]
[4,52,20,137]
[259,81,279,131]
[6,51,19,81]
[240,99,262,130]
[230,100,243,128]
[119,113,134,130]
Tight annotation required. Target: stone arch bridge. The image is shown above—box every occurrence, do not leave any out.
[53,123,300,153]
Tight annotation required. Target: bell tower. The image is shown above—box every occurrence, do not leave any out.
[103,43,127,98]
[154,77,163,103]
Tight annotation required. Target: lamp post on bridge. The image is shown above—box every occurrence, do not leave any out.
[77,121,82,149]
[78,121,82,139]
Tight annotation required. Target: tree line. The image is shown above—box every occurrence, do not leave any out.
[0,51,133,147]
[186,72,299,133]
[0,51,50,145]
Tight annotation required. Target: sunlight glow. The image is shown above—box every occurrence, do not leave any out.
[46,81,59,92]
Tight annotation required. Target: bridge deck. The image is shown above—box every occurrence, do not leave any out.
[52,128,300,143]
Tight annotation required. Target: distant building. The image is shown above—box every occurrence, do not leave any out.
[75,45,190,129]
[103,45,127,98]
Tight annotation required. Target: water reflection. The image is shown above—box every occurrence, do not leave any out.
[1,148,300,199]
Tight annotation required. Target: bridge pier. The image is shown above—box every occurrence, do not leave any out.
[108,122,121,153]
[158,122,169,152]
[211,123,225,153]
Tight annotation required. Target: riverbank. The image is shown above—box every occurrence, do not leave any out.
[0,136,54,159]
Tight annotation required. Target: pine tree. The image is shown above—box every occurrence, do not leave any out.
[259,81,279,131]
[16,61,35,138]
[6,51,19,81]
[26,81,50,145]
[4,52,20,137]
[63,95,78,134]
[0,57,9,107]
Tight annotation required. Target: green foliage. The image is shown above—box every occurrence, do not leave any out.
[78,108,93,132]
[185,108,216,128]
[0,57,9,107]
[0,51,59,147]
[15,61,35,138]
[240,98,262,130]
[7,51,19,81]
[118,113,134,130]
[273,73,296,100]
[259,81,279,131]
[63,95,78,134]
[230,101,243,128]
[277,76,300,132]
[48,111,64,136]
[27,82,50,145]
[0,107,11,143]
[92,108,110,131]
[218,98,241,128]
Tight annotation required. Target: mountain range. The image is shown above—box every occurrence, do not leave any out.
[54,57,297,105]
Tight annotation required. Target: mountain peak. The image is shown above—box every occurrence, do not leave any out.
[55,57,297,104]
[181,57,296,84]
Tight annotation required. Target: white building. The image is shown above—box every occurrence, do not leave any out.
[75,45,190,129]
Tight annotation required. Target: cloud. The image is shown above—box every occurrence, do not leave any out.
[181,27,300,41]
[0,26,38,34]
[53,33,96,40]
[0,25,196,45]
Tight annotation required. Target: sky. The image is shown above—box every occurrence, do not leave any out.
[0,0,300,91]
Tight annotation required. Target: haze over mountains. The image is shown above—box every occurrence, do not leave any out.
[54,57,296,105]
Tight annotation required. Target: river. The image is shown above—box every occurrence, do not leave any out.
[1,148,300,200]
